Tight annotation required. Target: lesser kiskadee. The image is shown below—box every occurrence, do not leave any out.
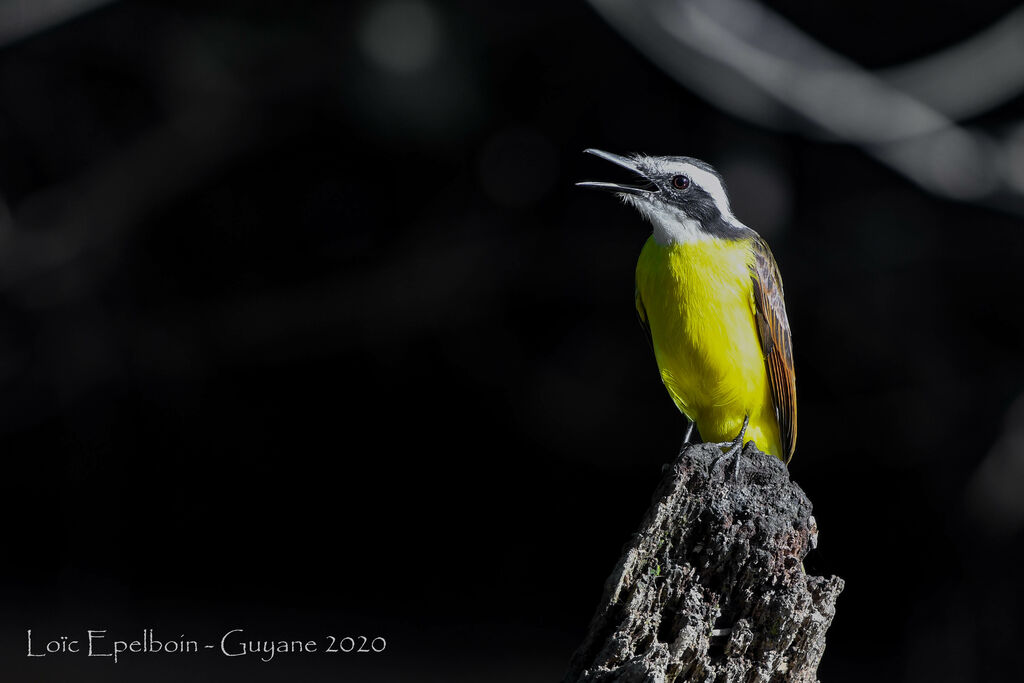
[578,149,796,465]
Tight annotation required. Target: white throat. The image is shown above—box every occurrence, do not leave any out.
[651,214,706,246]
[623,194,712,246]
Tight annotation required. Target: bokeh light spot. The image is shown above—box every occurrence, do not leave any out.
[359,0,440,74]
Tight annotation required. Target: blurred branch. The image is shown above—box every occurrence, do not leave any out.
[564,442,842,682]
[879,6,1024,121]
[589,0,1024,212]
[0,0,118,48]
[968,393,1024,535]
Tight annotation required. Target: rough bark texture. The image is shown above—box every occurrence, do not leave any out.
[564,442,844,683]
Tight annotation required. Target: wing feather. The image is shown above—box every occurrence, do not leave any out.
[749,237,798,463]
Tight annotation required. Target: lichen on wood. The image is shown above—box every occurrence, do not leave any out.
[564,442,844,683]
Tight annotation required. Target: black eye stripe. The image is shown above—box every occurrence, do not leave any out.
[672,175,690,190]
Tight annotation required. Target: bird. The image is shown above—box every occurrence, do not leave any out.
[578,149,796,467]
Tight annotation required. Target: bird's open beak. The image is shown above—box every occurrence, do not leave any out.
[576,148,656,195]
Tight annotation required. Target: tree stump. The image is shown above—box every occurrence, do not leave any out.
[563,442,844,683]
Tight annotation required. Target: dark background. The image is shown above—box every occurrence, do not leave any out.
[1,1,1023,681]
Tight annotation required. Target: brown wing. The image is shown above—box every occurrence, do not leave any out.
[749,237,797,463]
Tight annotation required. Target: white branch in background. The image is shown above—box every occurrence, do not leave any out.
[0,0,117,48]
[880,6,1024,122]
[589,0,1024,207]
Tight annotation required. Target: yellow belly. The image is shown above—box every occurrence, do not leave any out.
[636,236,783,459]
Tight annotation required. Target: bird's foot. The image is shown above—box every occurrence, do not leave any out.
[712,415,749,480]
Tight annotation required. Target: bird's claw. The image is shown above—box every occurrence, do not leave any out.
[712,415,749,480]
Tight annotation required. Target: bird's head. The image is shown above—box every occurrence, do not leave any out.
[577,149,747,244]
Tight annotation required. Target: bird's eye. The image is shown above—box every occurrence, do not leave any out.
[672,175,690,190]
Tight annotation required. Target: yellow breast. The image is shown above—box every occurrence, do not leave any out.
[636,235,783,458]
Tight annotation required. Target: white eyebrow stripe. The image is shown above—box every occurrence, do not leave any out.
[663,161,736,223]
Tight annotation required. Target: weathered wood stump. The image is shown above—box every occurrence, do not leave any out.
[564,442,844,683]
